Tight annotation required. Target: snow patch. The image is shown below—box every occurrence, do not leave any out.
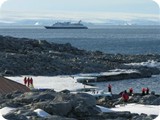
[34,109,51,118]
[98,103,159,115]
[6,76,96,92]
[0,114,7,120]
[154,107,160,120]
[0,107,16,120]
[102,69,139,75]
[6,69,139,92]
[0,107,16,116]
[124,60,160,68]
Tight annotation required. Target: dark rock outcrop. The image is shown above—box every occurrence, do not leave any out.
[139,95,157,105]
[3,113,28,120]
[0,35,160,79]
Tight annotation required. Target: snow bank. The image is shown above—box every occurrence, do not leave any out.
[98,103,159,115]
[0,114,7,120]
[98,103,160,119]
[0,107,16,116]
[0,107,16,120]
[154,107,160,120]
[96,105,114,112]
[6,68,140,91]
[101,69,139,76]
[112,103,159,115]
[6,69,138,92]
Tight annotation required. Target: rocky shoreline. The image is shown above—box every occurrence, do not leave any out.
[0,89,159,120]
[1,35,160,120]
[0,35,160,80]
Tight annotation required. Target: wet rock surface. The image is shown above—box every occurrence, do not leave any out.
[0,35,160,80]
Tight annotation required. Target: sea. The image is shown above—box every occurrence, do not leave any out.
[0,25,160,55]
[0,25,160,93]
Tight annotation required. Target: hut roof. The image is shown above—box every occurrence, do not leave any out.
[0,76,30,95]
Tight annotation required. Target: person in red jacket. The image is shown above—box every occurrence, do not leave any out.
[27,77,30,87]
[113,90,129,106]
[142,88,146,96]
[28,77,34,88]
[29,77,33,86]
[122,90,129,103]
[129,88,133,96]
[108,84,112,93]
[146,87,149,95]
[23,77,27,86]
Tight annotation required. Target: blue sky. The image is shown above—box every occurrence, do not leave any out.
[0,0,159,24]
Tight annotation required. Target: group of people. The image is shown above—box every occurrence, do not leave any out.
[23,77,34,88]
[142,87,150,95]
[107,84,150,103]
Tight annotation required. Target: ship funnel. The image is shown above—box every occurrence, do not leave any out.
[78,20,82,24]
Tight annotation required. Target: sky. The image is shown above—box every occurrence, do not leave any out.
[0,0,159,24]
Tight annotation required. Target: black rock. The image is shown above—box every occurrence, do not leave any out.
[45,115,77,120]
[3,112,28,120]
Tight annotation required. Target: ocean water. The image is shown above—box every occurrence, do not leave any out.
[0,25,160,54]
[92,75,160,94]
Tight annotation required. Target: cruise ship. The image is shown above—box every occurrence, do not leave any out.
[44,20,88,29]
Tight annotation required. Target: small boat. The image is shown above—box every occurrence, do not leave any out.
[44,20,88,29]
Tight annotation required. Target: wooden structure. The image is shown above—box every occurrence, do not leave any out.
[0,76,30,95]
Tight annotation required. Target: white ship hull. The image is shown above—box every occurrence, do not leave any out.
[44,21,88,29]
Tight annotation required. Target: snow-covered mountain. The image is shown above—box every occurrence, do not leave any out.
[0,18,159,27]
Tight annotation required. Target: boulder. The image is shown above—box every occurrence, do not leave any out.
[73,101,101,117]
[72,93,97,107]
[129,94,142,103]
[139,95,157,105]
[13,91,56,104]
[33,101,72,116]
[131,113,153,120]
[100,112,132,119]
[60,89,70,94]
[3,112,28,120]
[4,69,14,75]
[151,97,160,105]
[96,97,114,108]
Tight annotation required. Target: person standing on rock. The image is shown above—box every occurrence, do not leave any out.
[142,88,146,96]
[146,87,149,94]
[129,88,133,96]
[108,84,112,93]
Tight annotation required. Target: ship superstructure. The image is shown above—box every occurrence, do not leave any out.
[44,21,88,29]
